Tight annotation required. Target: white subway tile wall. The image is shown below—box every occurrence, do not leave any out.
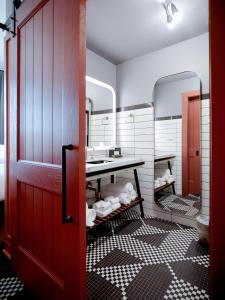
[116,100,210,227]
[155,118,182,195]
[116,107,165,220]
[200,99,210,217]
[86,112,115,203]
[89,113,114,147]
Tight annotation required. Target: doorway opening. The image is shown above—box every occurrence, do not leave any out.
[85,0,209,299]
[182,91,201,198]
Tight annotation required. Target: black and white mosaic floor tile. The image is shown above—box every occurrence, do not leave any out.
[0,265,30,300]
[0,241,30,299]
[0,277,24,299]
[87,211,209,300]
[0,211,209,299]
[156,193,201,216]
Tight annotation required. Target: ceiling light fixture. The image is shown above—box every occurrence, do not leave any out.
[160,0,181,29]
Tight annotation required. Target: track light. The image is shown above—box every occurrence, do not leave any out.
[160,1,181,29]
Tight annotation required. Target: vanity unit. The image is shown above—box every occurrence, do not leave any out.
[86,157,145,231]
[85,76,146,231]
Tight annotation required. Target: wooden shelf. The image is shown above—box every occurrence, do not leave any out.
[86,197,143,232]
[154,181,175,194]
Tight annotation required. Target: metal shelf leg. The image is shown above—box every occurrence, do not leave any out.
[167,161,176,195]
[134,169,144,218]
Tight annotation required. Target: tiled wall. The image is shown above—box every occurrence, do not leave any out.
[85,99,210,227]
[116,99,210,227]
[155,118,182,195]
[116,106,161,219]
[89,112,114,147]
[200,98,210,218]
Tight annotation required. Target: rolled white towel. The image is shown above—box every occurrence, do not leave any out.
[167,178,174,184]
[93,200,111,212]
[86,203,96,227]
[162,175,169,182]
[118,193,131,205]
[103,182,134,194]
[165,169,171,176]
[101,191,131,205]
[154,179,161,188]
[130,189,137,201]
[96,207,113,218]
[112,202,121,211]
[104,196,120,205]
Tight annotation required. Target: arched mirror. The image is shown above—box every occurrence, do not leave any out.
[86,76,116,149]
[154,71,202,217]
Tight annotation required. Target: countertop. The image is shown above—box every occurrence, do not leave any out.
[86,157,144,179]
[154,154,176,162]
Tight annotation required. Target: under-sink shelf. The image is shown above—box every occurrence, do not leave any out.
[86,197,144,232]
[154,181,175,193]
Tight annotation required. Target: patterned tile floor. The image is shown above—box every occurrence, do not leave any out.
[0,211,209,299]
[87,210,209,300]
[0,248,27,299]
[155,193,201,216]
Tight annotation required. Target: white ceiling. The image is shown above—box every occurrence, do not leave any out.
[87,0,208,65]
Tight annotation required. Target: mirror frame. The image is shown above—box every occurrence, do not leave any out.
[85,76,116,149]
[153,71,202,217]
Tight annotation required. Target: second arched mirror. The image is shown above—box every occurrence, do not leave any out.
[154,71,202,217]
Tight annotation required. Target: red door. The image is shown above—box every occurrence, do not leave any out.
[182,91,200,197]
[5,0,86,299]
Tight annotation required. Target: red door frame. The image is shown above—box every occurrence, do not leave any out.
[3,35,11,259]
[182,91,200,197]
[209,0,225,297]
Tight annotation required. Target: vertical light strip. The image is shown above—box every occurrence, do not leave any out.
[85,76,116,146]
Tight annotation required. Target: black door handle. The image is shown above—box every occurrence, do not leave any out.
[196,150,199,156]
[62,144,73,224]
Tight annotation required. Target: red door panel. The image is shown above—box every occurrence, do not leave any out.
[187,97,200,195]
[182,91,201,197]
[5,0,86,299]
